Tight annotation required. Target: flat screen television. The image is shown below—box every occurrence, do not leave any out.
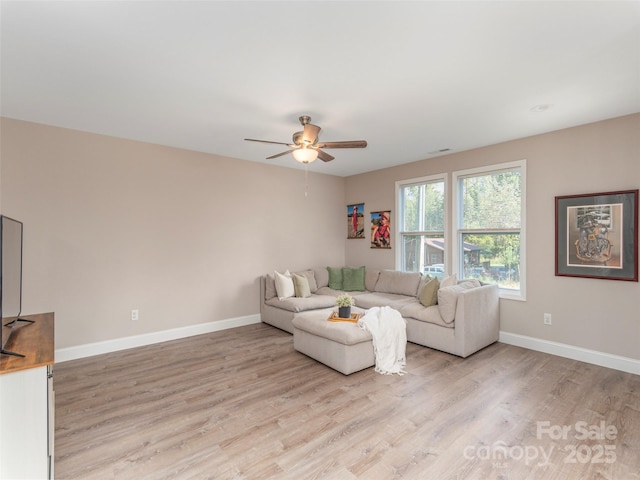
[1,215,33,357]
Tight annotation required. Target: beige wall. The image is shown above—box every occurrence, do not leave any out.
[345,113,640,360]
[0,118,346,349]
[2,115,638,360]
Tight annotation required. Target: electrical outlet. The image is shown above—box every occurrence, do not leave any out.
[543,313,552,325]
[131,309,139,321]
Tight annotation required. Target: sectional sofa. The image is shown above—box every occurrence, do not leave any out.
[260,266,500,358]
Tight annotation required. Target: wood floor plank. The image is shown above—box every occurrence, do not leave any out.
[53,323,640,479]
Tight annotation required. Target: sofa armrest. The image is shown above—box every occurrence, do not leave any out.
[453,284,500,357]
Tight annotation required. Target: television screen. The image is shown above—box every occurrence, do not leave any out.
[1,215,24,352]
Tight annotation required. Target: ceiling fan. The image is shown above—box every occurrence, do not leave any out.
[244,115,367,164]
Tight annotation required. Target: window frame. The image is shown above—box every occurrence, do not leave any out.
[395,174,448,275]
[452,159,527,301]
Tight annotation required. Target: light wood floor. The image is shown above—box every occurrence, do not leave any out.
[54,323,640,480]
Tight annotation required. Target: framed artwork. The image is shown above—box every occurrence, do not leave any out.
[555,190,638,281]
[347,203,365,239]
[371,210,391,249]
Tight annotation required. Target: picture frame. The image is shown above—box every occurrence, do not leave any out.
[370,210,391,249]
[347,203,365,239]
[555,189,638,281]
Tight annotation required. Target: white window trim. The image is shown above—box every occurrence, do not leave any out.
[452,159,527,301]
[395,173,448,274]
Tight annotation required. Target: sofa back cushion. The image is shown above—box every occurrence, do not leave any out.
[365,269,380,292]
[264,274,277,300]
[374,270,422,296]
[313,267,330,289]
[437,279,481,323]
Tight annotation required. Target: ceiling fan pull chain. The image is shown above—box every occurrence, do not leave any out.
[305,164,309,197]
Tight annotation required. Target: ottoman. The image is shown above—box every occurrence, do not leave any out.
[292,307,374,375]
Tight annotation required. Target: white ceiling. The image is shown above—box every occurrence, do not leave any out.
[1,1,639,177]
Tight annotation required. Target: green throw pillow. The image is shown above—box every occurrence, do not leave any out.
[418,276,440,307]
[327,266,343,290]
[342,266,366,291]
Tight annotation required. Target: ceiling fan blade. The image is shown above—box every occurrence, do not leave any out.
[302,124,321,144]
[245,138,292,146]
[266,149,296,159]
[316,140,367,149]
[316,149,334,162]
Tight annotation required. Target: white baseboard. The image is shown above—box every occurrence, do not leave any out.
[55,322,640,375]
[499,331,640,376]
[55,314,261,363]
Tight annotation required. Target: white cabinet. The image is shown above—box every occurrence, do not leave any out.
[0,365,53,479]
[0,313,55,480]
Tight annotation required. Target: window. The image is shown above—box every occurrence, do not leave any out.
[453,160,526,300]
[396,175,447,275]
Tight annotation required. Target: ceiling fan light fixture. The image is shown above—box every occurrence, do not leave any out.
[292,147,319,164]
[245,115,366,164]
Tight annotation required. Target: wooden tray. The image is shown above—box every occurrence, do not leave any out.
[328,311,362,323]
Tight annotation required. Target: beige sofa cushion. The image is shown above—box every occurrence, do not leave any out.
[375,270,422,296]
[354,292,416,310]
[313,267,330,289]
[365,269,380,291]
[437,279,481,324]
[265,295,337,313]
[399,301,453,328]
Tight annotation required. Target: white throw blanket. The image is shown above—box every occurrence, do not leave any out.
[357,306,407,375]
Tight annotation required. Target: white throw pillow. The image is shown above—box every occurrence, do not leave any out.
[274,270,295,300]
[440,273,457,288]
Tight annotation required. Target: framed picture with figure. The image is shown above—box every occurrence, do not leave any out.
[555,190,638,281]
[347,203,365,239]
[371,211,391,249]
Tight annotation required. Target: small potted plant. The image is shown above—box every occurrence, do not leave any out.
[336,293,355,319]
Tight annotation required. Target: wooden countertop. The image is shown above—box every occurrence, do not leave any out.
[0,312,54,374]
